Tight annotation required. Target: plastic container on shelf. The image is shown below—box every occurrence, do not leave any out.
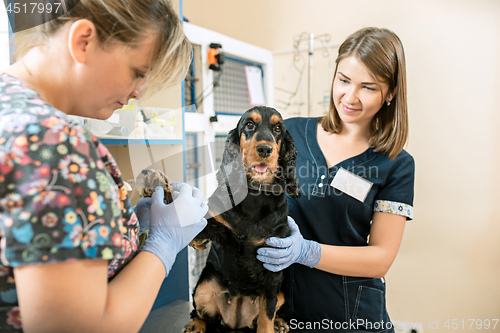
[68,100,183,142]
[141,107,180,140]
[133,112,145,139]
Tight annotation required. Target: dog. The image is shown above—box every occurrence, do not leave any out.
[182,106,300,333]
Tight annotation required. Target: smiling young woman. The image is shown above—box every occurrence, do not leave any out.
[321,27,409,161]
[257,27,414,333]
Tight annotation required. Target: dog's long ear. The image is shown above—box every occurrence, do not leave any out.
[214,126,248,211]
[221,128,240,165]
[279,129,301,200]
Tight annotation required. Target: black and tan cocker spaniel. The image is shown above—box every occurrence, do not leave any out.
[183,106,300,333]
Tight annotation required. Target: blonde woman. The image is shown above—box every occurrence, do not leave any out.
[257,27,415,333]
[0,1,207,332]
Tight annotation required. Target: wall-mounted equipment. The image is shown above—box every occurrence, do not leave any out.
[207,43,224,71]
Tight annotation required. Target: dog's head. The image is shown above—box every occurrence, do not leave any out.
[221,106,300,199]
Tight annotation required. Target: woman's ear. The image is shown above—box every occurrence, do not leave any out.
[67,19,97,64]
[387,87,397,103]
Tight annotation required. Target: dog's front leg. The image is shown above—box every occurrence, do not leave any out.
[257,292,278,333]
[189,214,233,250]
[257,290,289,333]
[189,217,213,250]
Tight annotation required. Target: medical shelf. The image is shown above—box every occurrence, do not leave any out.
[98,138,184,145]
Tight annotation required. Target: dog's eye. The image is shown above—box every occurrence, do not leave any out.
[274,125,282,133]
[246,121,254,130]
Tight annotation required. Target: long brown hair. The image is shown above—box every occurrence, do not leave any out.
[320,27,408,160]
[13,0,191,97]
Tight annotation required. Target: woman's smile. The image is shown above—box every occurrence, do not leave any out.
[341,103,361,114]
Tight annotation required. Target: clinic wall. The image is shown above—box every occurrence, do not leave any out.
[184,0,500,329]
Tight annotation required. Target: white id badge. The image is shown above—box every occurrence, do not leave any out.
[330,167,373,202]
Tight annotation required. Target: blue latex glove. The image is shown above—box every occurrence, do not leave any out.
[134,198,152,235]
[141,184,208,276]
[170,182,200,201]
[256,216,321,272]
[133,182,205,234]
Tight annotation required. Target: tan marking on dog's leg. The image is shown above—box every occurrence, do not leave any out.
[271,292,289,332]
[208,209,234,232]
[256,297,275,333]
[276,291,285,311]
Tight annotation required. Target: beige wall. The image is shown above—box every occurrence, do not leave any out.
[184,0,500,329]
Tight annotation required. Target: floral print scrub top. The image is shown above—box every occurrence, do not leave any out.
[0,73,140,331]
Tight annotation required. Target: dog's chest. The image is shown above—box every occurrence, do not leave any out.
[226,211,289,242]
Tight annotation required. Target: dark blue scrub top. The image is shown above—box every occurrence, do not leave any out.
[280,117,415,332]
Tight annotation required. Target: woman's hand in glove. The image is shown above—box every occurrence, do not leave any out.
[256,216,321,272]
[141,184,208,276]
[134,197,153,235]
[133,182,206,235]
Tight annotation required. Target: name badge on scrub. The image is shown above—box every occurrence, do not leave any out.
[330,167,373,202]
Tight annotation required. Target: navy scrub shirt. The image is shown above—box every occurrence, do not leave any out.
[280,117,415,332]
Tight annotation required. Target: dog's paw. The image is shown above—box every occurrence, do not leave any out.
[140,169,173,203]
[182,318,207,333]
[274,317,289,333]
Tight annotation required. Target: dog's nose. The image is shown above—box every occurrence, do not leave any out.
[256,144,273,158]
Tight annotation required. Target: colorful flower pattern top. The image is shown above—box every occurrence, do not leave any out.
[0,73,140,331]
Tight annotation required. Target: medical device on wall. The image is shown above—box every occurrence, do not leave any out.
[196,43,225,107]
[207,43,224,71]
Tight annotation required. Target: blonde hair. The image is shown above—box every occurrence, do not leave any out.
[320,27,408,160]
[13,0,191,97]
